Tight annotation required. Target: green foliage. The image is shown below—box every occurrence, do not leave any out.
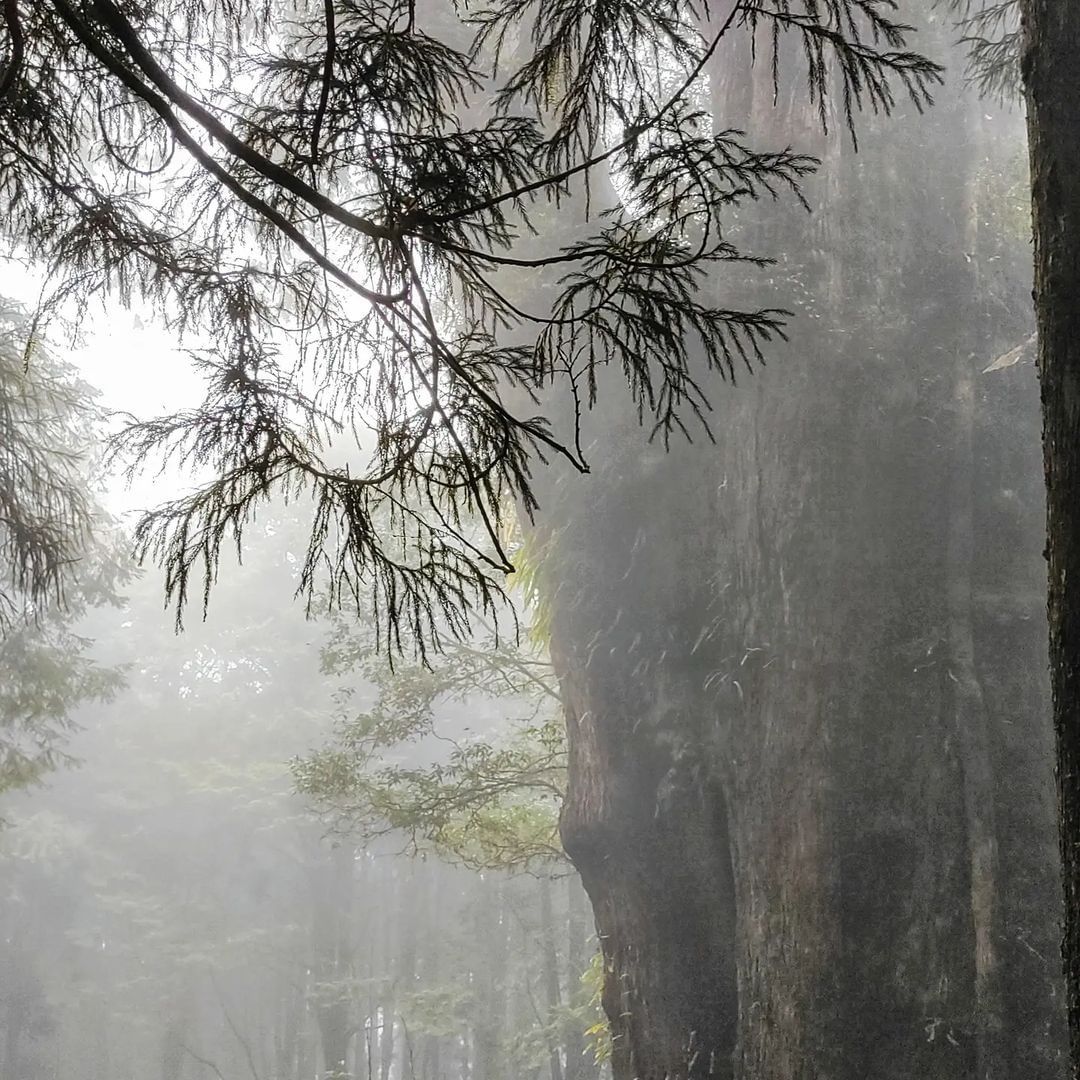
[580,952,613,1066]
[0,615,125,792]
[504,951,610,1072]
[0,302,129,795]
[296,615,565,869]
[507,523,559,649]
[399,983,473,1038]
[0,300,98,620]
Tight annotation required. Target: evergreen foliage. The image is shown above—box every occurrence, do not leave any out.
[954,0,1020,99]
[0,303,127,793]
[0,0,939,655]
[1,300,99,620]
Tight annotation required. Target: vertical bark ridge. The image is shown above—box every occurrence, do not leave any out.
[1022,2,1080,1074]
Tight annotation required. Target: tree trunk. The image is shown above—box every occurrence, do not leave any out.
[540,878,566,1080]
[563,878,594,1080]
[311,844,356,1079]
[469,882,508,1080]
[1022,3,1080,1076]
[547,15,1066,1080]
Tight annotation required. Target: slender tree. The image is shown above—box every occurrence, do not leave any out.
[0,300,126,792]
[1021,3,1080,1075]
[959,2,1080,1071]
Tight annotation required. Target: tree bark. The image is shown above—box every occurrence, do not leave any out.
[1022,3,1080,1076]
[547,16,1066,1080]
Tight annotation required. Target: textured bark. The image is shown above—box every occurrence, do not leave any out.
[548,17,1065,1080]
[1022,2,1080,1075]
[556,596,738,1080]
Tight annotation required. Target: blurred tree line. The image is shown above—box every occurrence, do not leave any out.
[0,511,602,1080]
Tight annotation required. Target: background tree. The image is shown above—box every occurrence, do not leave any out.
[0,508,602,1080]
[0,299,126,793]
[296,602,564,869]
[952,2,1080,1071]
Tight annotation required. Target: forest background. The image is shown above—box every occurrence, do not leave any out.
[0,2,1074,1080]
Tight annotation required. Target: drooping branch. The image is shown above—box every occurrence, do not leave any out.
[0,0,941,654]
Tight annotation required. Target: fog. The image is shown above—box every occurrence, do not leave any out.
[0,514,598,1080]
[0,2,1066,1080]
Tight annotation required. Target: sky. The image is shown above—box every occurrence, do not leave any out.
[0,257,200,411]
[0,255,205,516]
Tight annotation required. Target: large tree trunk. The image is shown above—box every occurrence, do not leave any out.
[1021,4,1080,1076]
[548,17,1065,1080]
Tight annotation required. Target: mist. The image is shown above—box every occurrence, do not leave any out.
[0,2,1067,1080]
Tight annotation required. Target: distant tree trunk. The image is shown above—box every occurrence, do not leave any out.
[562,879,593,1080]
[470,883,508,1080]
[276,978,304,1080]
[947,307,1006,1080]
[1022,4,1080,1076]
[383,864,415,1080]
[539,879,565,1080]
[297,970,319,1080]
[311,845,356,1078]
[418,866,444,1080]
[547,18,1066,1080]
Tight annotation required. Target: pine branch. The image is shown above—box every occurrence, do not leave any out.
[0,0,941,655]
